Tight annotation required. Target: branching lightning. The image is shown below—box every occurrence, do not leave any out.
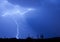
[1,0,35,39]
[1,8,34,39]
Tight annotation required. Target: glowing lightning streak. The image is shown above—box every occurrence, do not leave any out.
[15,21,19,39]
[1,8,35,39]
[0,0,35,39]
[13,17,19,39]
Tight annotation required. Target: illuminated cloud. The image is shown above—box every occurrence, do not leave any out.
[0,0,34,17]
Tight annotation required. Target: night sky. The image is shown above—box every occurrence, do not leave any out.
[0,0,60,39]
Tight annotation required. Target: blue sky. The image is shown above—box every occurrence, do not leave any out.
[0,0,60,39]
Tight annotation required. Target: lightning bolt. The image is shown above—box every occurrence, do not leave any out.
[1,4,35,39]
[12,17,19,39]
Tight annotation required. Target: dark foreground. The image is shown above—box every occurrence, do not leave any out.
[0,37,60,42]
